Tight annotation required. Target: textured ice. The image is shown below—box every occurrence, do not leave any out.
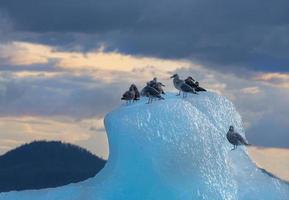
[0,92,288,200]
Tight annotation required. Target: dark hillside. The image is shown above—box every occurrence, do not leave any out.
[0,141,106,192]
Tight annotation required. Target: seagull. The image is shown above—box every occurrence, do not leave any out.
[148,77,165,94]
[155,82,165,94]
[226,126,250,150]
[129,84,140,100]
[185,77,207,92]
[148,77,158,88]
[121,86,136,104]
[170,74,197,97]
[141,83,164,104]
[184,76,197,88]
[195,81,207,92]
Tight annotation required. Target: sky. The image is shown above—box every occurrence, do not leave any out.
[0,0,288,159]
[248,146,289,182]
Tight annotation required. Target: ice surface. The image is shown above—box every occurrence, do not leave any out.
[0,92,288,200]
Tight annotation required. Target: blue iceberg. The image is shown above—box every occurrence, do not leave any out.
[1,92,288,200]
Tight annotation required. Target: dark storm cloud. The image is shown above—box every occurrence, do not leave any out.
[0,10,13,42]
[1,0,289,72]
[0,0,143,32]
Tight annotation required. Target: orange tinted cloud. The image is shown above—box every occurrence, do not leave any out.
[0,41,193,72]
[0,42,50,65]
[248,146,289,182]
[241,86,260,94]
[255,72,289,89]
[255,73,289,81]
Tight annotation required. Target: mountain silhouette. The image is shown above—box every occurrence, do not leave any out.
[0,141,106,193]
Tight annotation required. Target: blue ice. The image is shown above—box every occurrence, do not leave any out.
[0,92,288,200]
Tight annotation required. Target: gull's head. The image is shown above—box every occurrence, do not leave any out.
[170,74,179,79]
[188,76,194,81]
[229,125,234,132]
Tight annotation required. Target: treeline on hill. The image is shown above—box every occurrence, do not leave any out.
[0,141,106,193]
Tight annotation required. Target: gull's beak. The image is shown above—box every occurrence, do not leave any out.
[170,75,174,79]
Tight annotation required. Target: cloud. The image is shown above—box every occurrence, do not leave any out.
[0,116,109,158]
[1,0,289,72]
[248,146,289,182]
[0,40,194,121]
[241,87,260,94]
[1,43,289,150]
[255,72,289,88]
[0,10,13,41]
[236,87,289,148]
[256,73,289,81]
[247,108,289,148]
[0,73,122,118]
[0,42,51,65]
[0,41,192,73]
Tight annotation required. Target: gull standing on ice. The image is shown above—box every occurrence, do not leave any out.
[170,74,197,98]
[121,85,136,104]
[129,84,140,101]
[141,83,164,104]
[226,126,250,150]
[148,77,166,94]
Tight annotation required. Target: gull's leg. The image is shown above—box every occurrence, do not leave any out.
[193,88,197,94]
[146,97,150,104]
[176,91,181,96]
